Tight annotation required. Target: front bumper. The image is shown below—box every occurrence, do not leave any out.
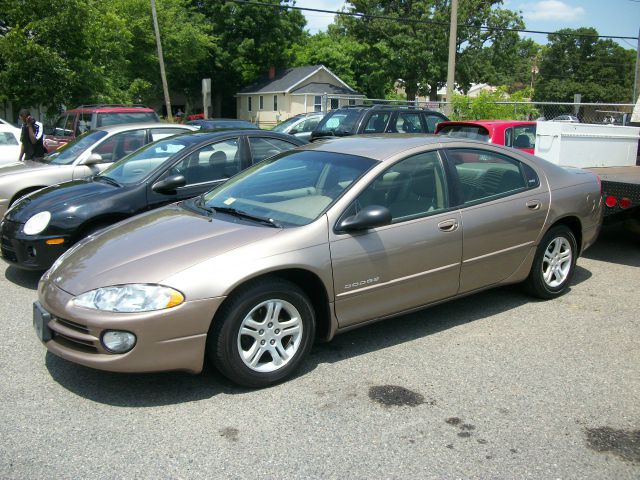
[36,280,225,374]
[0,219,70,271]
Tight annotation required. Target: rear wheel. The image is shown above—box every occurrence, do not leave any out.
[524,225,577,299]
[207,277,315,388]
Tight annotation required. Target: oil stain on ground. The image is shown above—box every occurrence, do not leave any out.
[585,427,640,464]
[368,385,428,407]
[219,427,240,442]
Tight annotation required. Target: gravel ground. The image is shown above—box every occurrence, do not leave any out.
[0,225,638,479]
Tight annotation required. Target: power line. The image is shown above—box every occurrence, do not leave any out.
[231,0,639,41]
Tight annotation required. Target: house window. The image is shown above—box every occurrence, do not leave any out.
[248,97,252,112]
[330,98,339,110]
[273,95,278,111]
[314,95,322,112]
[348,99,356,106]
[259,96,264,110]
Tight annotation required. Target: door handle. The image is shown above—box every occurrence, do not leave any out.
[438,219,459,232]
[526,200,541,210]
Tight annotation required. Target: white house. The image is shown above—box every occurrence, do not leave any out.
[236,65,364,128]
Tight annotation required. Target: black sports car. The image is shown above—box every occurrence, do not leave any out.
[0,129,306,270]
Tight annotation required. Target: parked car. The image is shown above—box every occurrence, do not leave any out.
[435,120,537,155]
[0,124,22,166]
[551,114,580,123]
[272,112,325,141]
[44,104,160,151]
[0,123,195,219]
[310,105,448,141]
[0,117,17,128]
[1,130,306,270]
[32,135,602,387]
[185,119,259,130]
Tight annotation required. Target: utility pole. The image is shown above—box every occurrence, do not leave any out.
[634,27,640,103]
[151,0,172,121]
[445,0,458,116]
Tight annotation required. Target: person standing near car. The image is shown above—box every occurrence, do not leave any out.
[18,109,46,161]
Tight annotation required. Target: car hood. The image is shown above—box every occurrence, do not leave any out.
[0,159,55,176]
[5,179,113,222]
[48,204,283,295]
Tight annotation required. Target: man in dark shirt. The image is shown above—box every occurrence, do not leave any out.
[18,109,47,161]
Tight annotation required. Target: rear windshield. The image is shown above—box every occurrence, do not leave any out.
[436,124,490,142]
[314,110,362,136]
[45,130,109,165]
[96,112,159,127]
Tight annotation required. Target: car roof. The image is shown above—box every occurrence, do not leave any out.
[66,105,156,113]
[438,120,535,127]
[166,129,307,142]
[93,122,197,133]
[302,134,476,161]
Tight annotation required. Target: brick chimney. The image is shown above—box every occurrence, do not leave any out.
[268,66,276,80]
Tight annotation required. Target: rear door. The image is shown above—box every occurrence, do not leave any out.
[329,150,462,328]
[444,147,549,293]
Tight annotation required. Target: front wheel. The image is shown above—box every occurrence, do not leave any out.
[524,225,577,299]
[207,277,315,388]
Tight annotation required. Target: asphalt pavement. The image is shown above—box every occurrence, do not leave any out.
[0,225,638,479]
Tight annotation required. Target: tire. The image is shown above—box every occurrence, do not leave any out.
[207,277,316,388]
[524,225,577,299]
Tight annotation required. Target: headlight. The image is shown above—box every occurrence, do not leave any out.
[73,284,184,312]
[23,211,51,235]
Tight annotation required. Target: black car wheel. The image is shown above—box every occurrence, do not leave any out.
[524,225,577,299]
[207,277,315,388]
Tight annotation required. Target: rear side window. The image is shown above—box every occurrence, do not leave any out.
[393,112,425,133]
[425,114,445,133]
[249,136,298,164]
[97,112,158,127]
[76,112,92,136]
[446,148,528,204]
[511,125,536,150]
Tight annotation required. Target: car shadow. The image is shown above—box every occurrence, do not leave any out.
[44,354,250,407]
[45,272,592,406]
[299,276,590,377]
[582,224,639,267]
[4,266,42,290]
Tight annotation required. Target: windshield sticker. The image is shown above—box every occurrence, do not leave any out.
[224,197,236,205]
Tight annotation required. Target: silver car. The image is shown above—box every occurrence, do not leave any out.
[272,112,325,141]
[0,122,196,217]
[34,135,602,387]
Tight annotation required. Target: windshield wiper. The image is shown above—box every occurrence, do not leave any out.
[212,206,281,228]
[93,176,121,187]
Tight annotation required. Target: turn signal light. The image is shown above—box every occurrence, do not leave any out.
[45,238,65,245]
[604,196,617,208]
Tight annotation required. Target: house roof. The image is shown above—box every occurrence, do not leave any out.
[237,65,361,95]
[290,82,363,96]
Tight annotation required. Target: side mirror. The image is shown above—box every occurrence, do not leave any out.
[152,174,186,194]
[83,153,103,166]
[338,205,392,232]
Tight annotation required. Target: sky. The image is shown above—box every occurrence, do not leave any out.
[294,0,640,48]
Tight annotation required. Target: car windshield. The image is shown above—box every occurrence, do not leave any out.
[314,110,362,135]
[437,125,490,142]
[199,150,376,227]
[45,130,109,165]
[271,117,301,132]
[98,134,202,185]
[96,112,158,127]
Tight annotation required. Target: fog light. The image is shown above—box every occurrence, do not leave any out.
[101,330,136,353]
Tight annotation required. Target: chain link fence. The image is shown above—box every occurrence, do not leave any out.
[304,95,636,126]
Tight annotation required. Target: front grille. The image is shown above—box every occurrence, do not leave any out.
[52,333,99,353]
[56,317,90,334]
[1,247,17,263]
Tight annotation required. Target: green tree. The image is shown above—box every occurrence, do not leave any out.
[450,87,539,120]
[336,0,525,100]
[534,28,635,103]
[191,0,306,116]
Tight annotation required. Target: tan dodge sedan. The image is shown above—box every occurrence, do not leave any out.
[34,135,603,387]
